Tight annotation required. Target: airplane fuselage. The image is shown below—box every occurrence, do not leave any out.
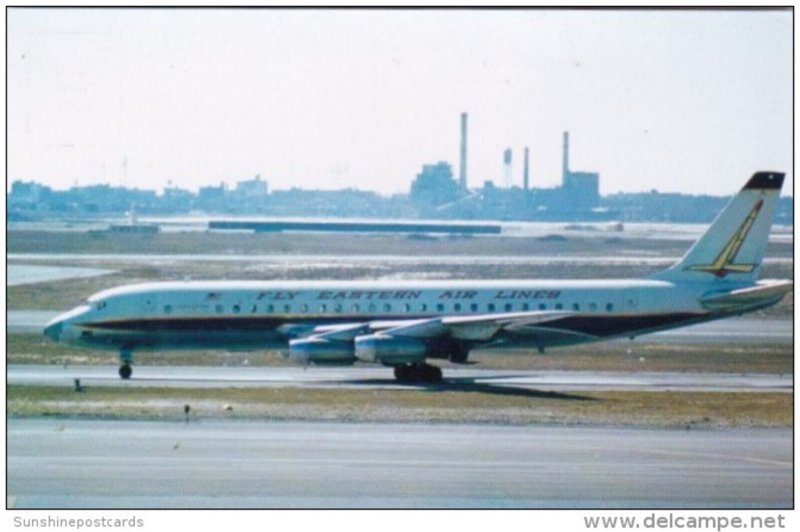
[46,278,757,353]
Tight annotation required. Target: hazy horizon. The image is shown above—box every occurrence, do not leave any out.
[7,8,793,197]
[9,171,797,200]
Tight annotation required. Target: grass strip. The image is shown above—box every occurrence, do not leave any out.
[7,385,792,428]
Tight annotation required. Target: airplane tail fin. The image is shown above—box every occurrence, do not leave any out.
[652,172,785,283]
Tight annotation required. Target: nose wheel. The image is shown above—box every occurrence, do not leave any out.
[119,364,133,380]
[119,348,134,379]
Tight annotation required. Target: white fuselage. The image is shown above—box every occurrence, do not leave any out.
[45,277,735,352]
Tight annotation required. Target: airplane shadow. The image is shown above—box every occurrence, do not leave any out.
[341,376,596,401]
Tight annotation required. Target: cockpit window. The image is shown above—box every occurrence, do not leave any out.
[95,301,107,310]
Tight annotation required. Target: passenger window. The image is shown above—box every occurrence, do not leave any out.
[420,303,427,312]
[504,303,513,312]
[300,304,309,313]
[606,303,614,312]
[454,303,462,312]
[215,304,224,314]
[539,303,546,310]
[470,303,478,312]
[352,304,360,312]
[555,303,563,310]
[283,304,291,313]
[383,303,392,313]
[572,303,580,311]
[488,303,496,312]
[251,304,258,313]
[403,303,411,313]
[232,304,241,314]
[334,303,343,312]
[267,304,274,313]
[522,303,530,311]
[436,303,445,312]
[164,305,172,314]
[320,304,327,313]
[589,303,597,311]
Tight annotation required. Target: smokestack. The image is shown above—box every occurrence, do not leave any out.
[459,113,468,189]
[562,131,570,183]
[503,148,512,188]
[523,147,530,191]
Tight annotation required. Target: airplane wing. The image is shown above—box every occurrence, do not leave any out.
[301,310,583,343]
[289,310,596,366]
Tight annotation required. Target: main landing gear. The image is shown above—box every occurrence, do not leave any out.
[119,349,133,380]
[393,363,443,384]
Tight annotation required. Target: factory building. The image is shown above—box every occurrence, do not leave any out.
[470,130,602,220]
[560,131,600,212]
[409,161,463,211]
[234,174,268,198]
[408,117,604,220]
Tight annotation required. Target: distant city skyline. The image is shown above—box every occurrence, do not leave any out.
[7,8,793,197]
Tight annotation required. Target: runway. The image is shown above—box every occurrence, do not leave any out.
[8,364,792,393]
[7,418,791,508]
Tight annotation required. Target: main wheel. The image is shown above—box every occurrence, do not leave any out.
[419,364,442,383]
[393,365,415,383]
[119,364,132,380]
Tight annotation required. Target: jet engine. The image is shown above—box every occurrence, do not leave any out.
[354,333,428,365]
[287,337,357,366]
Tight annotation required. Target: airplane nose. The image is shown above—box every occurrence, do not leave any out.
[43,304,92,343]
[44,319,63,342]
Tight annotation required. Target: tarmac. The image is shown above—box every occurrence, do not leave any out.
[7,418,792,509]
[7,364,792,393]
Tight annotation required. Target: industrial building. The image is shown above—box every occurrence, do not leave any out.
[409,161,465,214]
[410,113,604,220]
[559,131,601,212]
[517,131,601,218]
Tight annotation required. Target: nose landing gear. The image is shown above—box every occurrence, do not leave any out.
[119,349,134,380]
[119,364,133,380]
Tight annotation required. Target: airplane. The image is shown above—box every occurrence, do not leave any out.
[44,172,792,383]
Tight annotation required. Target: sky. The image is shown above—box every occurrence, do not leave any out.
[6,8,794,197]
